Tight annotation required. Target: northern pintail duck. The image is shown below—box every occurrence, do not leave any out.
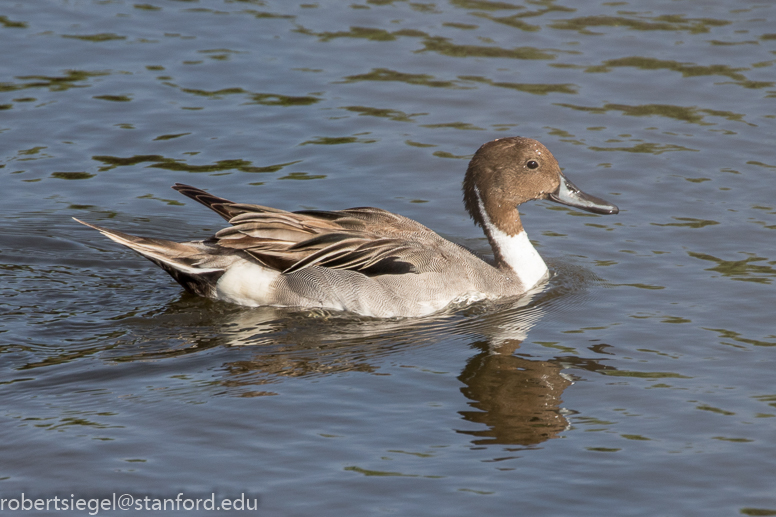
[76,137,618,318]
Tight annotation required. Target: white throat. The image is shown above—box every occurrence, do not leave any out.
[474,186,549,289]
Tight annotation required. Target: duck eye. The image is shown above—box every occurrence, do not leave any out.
[526,160,539,169]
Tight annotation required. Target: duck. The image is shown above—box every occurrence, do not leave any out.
[75,137,618,318]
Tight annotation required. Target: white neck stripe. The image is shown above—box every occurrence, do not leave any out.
[474,186,548,289]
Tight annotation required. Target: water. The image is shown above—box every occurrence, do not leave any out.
[2,0,776,515]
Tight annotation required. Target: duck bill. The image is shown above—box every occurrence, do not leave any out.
[549,173,619,215]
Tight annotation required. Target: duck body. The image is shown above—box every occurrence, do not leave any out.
[77,137,618,318]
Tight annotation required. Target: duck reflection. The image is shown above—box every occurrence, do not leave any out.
[457,338,571,446]
[212,290,574,445]
[109,283,593,447]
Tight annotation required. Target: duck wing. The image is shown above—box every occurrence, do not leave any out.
[173,184,443,276]
[212,216,430,276]
[173,183,436,237]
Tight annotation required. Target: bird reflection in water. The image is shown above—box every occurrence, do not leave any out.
[457,338,572,446]
[108,290,584,447]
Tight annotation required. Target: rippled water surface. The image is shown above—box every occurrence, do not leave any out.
[2,1,776,515]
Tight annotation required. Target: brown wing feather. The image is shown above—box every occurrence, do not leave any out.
[172,183,290,222]
[296,207,433,236]
[173,184,438,276]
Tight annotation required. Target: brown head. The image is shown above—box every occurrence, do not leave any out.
[462,137,618,236]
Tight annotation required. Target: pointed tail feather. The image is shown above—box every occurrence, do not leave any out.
[74,218,225,297]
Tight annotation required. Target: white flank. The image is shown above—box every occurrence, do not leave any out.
[475,187,549,289]
[215,259,279,306]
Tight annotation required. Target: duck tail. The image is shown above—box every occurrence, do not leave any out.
[74,218,226,297]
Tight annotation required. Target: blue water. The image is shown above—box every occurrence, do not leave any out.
[2,1,776,515]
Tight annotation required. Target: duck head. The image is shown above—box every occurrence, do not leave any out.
[462,136,618,235]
